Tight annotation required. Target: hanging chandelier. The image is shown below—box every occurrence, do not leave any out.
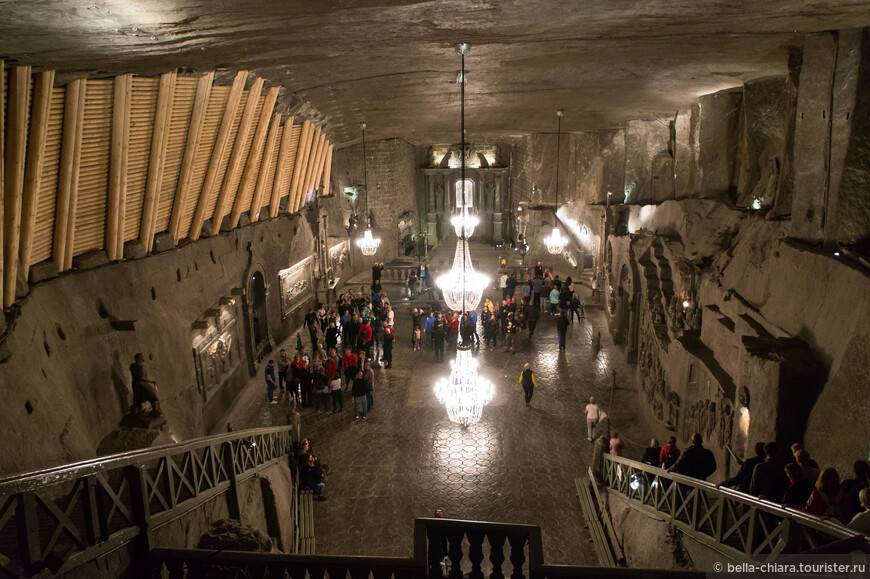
[546,109,568,254]
[450,205,479,238]
[437,237,489,311]
[354,121,381,256]
[435,346,495,427]
[434,42,494,428]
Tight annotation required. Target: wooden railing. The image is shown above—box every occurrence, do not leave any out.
[0,425,296,577]
[601,454,868,561]
[150,517,705,578]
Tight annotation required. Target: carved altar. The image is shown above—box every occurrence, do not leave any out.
[193,308,242,403]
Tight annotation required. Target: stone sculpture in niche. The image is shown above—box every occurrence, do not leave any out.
[666,391,680,431]
[485,180,495,211]
[279,260,313,318]
[434,184,444,212]
[650,298,665,325]
[130,353,162,416]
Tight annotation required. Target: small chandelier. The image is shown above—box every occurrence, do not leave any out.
[450,205,479,237]
[435,345,494,427]
[544,226,568,254]
[546,109,567,255]
[437,238,489,311]
[354,121,380,255]
[356,228,381,256]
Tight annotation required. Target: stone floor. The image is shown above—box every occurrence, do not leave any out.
[221,241,655,565]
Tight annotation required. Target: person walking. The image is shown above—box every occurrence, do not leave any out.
[364,361,375,412]
[549,287,560,314]
[519,363,537,407]
[342,349,357,392]
[277,348,290,395]
[500,272,509,300]
[523,300,539,338]
[327,349,343,413]
[584,396,600,441]
[669,433,717,482]
[265,359,277,405]
[556,311,569,350]
[382,322,395,369]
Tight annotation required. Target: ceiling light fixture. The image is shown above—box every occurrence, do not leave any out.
[435,42,493,427]
[355,121,381,256]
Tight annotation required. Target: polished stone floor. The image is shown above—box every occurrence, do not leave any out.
[221,241,654,565]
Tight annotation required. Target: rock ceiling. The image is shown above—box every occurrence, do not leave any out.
[2,0,870,147]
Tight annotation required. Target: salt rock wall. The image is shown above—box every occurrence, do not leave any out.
[0,214,338,476]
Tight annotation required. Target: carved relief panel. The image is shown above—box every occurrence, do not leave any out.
[193,308,242,403]
[279,258,314,318]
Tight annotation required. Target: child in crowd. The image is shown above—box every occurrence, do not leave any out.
[413,327,422,351]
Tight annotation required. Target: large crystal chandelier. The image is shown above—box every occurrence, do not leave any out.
[354,121,381,255]
[435,42,494,427]
[437,238,489,311]
[546,109,568,254]
[435,346,495,427]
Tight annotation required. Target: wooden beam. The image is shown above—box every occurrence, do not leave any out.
[321,144,334,197]
[288,122,315,213]
[169,71,213,242]
[189,70,247,241]
[3,66,32,307]
[211,77,264,235]
[307,136,329,205]
[300,133,327,211]
[250,114,283,223]
[269,118,297,218]
[54,79,86,271]
[20,70,56,276]
[231,86,279,228]
[107,74,132,261]
[140,70,177,251]
[297,130,324,212]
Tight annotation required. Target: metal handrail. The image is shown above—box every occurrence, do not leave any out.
[0,424,294,492]
[601,454,866,560]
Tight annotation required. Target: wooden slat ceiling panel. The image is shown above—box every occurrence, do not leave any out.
[72,79,112,255]
[235,95,267,216]
[30,87,64,263]
[202,90,248,222]
[261,124,283,206]
[178,85,229,239]
[154,76,196,234]
[277,123,301,206]
[123,77,158,242]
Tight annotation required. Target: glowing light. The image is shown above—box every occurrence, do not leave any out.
[434,347,494,427]
[437,239,489,311]
[751,198,762,210]
[451,207,479,237]
[544,227,568,254]
[834,251,841,257]
[629,474,641,491]
[682,300,691,310]
[739,406,751,437]
[355,229,381,256]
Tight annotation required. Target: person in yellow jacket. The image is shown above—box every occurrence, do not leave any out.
[519,363,537,407]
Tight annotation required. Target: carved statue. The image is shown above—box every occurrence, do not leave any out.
[650,298,665,325]
[434,184,444,212]
[666,391,680,432]
[485,181,496,212]
[130,353,162,417]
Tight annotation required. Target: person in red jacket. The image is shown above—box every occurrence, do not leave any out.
[358,320,373,357]
[448,314,460,350]
[342,349,357,392]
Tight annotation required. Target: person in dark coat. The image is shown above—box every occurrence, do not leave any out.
[300,453,326,500]
[556,311,569,350]
[782,462,815,507]
[382,323,395,369]
[523,301,539,338]
[432,312,446,362]
[668,433,717,481]
[296,362,313,408]
[717,442,766,494]
[459,313,474,346]
[372,261,383,283]
[642,439,662,466]
[749,442,790,502]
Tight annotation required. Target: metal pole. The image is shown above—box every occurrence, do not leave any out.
[460,44,467,315]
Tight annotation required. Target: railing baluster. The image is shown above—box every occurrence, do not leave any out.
[447,529,464,579]
[507,534,526,579]
[488,532,506,579]
[222,441,242,520]
[426,526,446,578]
[18,491,42,573]
[467,530,484,579]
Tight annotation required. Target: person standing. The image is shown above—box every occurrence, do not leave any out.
[296,361,313,408]
[358,320,373,358]
[372,261,383,283]
[556,311,569,350]
[532,276,544,311]
[382,322,395,369]
[534,261,543,279]
[469,309,479,345]
[265,359,278,405]
[504,312,517,353]
[499,272,509,300]
[326,349,343,413]
[364,361,375,412]
[424,310,435,348]
[570,293,581,323]
[459,313,474,346]
[584,397,600,441]
[411,308,422,346]
[418,261,428,295]
[277,349,290,396]
[506,272,517,300]
[342,349,357,392]
[610,431,625,456]
[519,363,537,407]
[549,286,560,315]
[669,433,717,482]
[352,371,368,420]
[523,300,539,338]
[433,312,446,362]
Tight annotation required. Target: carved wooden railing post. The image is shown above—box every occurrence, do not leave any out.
[446,529,464,579]
[17,491,41,574]
[222,440,242,520]
[425,525,445,578]
[127,464,152,577]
